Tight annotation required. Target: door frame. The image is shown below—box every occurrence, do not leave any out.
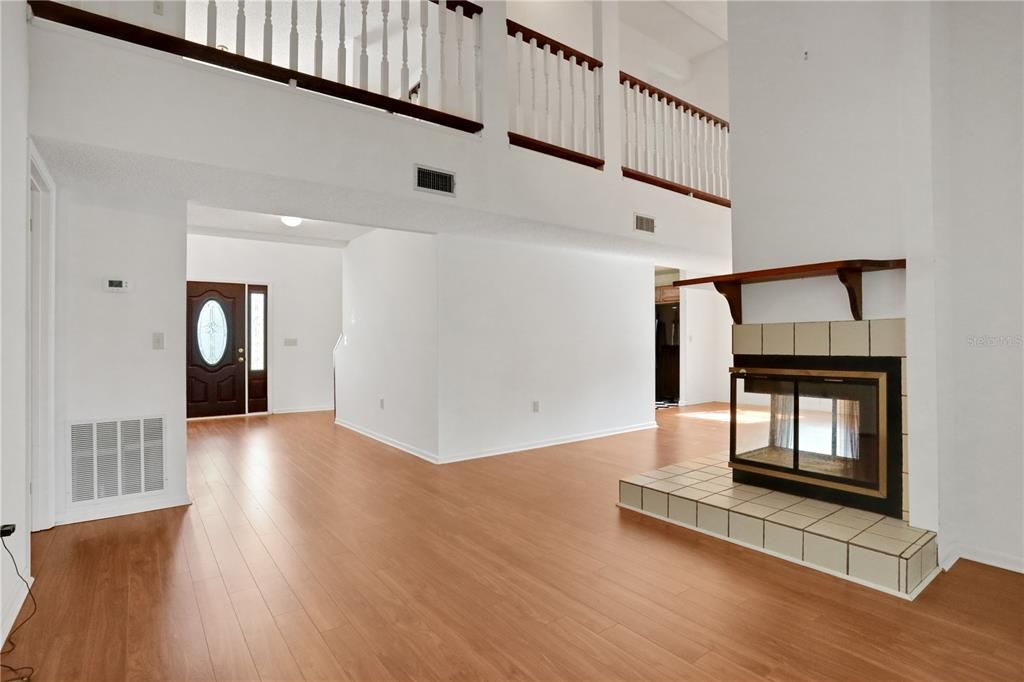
[185,279,273,417]
[28,140,57,532]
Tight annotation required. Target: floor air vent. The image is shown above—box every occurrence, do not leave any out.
[70,417,165,503]
[634,214,656,234]
[415,165,455,196]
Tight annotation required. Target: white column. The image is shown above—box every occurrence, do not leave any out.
[592,0,621,170]
[479,1,510,147]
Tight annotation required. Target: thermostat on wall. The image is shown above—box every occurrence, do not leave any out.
[105,278,131,292]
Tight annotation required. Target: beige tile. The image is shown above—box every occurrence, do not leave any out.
[702,466,732,476]
[732,501,778,519]
[901,357,907,396]
[868,518,926,544]
[870,318,906,357]
[711,475,738,488]
[667,475,702,487]
[804,533,848,573]
[660,464,699,475]
[806,520,861,542]
[830,320,869,356]
[850,531,915,556]
[795,321,830,356]
[668,495,697,526]
[762,323,795,355]
[827,508,884,531]
[700,494,745,510]
[642,489,669,517]
[642,470,676,480]
[905,550,923,593]
[645,479,685,493]
[753,491,805,510]
[685,470,718,481]
[902,396,908,434]
[697,503,729,536]
[622,474,657,486]
[766,510,817,530]
[921,538,938,574]
[692,480,732,493]
[729,512,765,547]
[733,324,763,355]
[619,482,643,508]
[693,455,728,465]
[765,522,803,560]
[902,435,909,473]
[674,486,714,501]
[786,500,841,519]
[849,546,900,590]
[718,486,770,501]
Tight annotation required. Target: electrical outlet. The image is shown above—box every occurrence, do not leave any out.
[379,398,385,410]
[532,400,540,413]
[153,1,164,16]
[152,331,165,350]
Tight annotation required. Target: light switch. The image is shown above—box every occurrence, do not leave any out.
[152,332,165,350]
[284,338,299,347]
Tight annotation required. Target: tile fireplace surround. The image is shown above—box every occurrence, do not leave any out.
[618,456,939,598]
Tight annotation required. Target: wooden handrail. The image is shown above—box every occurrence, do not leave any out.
[622,168,730,208]
[509,132,604,169]
[28,0,483,134]
[506,19,603,70]
[619,71,729,129]
[428,0,483,19]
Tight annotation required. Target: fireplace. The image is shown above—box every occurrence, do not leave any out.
[730,355,903,517]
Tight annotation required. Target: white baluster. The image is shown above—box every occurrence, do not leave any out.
[656,96,664,178]
[235,1,245,55]
[594,66,603,158]
[685,110,694,187]
[359,0,369,89]
[263,0,273,63]
[419,0,429,106]
[713,123,721,195]
[454,6,464,114]
[528,38,537,137]
[438,0,447,111]
[585,60,593,153]
[568,55,576,150]
[542,45,551,142]
[667,102,675,183]
[314,0,324,77]
[380,0,390,95]
[337,0,346,84]
[473,11,482,121]
[622,80,630,165]
[400,0,410,99]
[642,89,650,173]
[556,50,564,147]
[723,128,730,198]
[289,0,299,71]
[207,0,217,47]
[511,35,522,132]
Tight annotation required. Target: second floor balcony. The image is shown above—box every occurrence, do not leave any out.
[30,0,731,208]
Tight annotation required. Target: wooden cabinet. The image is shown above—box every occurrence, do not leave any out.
[655,285,680,304]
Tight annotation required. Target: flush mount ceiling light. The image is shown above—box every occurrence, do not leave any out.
[280,216,303,228]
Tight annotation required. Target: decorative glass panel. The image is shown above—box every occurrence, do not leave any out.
[250,292,265,372]
[197,300,228,366]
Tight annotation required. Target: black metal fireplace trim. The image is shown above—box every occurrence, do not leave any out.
[731,354,903,518]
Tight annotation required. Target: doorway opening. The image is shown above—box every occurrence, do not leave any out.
[186,281,269,418]
[655,266,681,408]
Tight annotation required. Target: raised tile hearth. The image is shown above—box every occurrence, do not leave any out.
[618,452,939,598]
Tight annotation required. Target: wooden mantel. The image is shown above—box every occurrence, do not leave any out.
[673,259,907,324]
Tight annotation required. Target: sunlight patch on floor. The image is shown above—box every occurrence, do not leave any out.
[679,408,770,424]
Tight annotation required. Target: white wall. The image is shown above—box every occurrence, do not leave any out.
[728,1,1023,570]
[186,234,343,413]
[436,235,655,460]
[506,0,594,56]
[54,188,190,525]
[334,229,439,458]
[680,286,731,405]
[0,0,32,639]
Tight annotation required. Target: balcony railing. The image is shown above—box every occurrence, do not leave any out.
[28,0,731,207]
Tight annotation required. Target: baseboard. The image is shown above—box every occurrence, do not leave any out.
[439,421,659,464]
[54,492,193,527]
[939,542,961,571]
[333,418,439,463]
[957,544,1023,573]
[273,405,333,415]
[2,576,34,641]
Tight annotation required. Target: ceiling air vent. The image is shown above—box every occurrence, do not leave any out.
[415,165,456,196]
[634,213,656,234]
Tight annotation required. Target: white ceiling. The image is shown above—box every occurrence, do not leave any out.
[621,1,727,63]
[187,203,372,247]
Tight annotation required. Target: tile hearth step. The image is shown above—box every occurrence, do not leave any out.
[619,456,939,598]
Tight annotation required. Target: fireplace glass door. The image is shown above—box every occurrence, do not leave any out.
[731,369,883,492]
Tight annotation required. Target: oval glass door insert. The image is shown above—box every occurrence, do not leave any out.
[197,299,228,366]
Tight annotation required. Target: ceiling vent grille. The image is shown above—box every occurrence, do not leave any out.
[69,417,165,503]
[634,214,656,234]
[415,165,456,196]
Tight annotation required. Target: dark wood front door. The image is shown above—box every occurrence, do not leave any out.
[187,281,246,418]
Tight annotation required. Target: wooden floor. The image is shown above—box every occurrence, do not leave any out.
[7,406,1023,681]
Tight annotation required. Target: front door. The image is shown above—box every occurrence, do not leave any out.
[187,281,246,418]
